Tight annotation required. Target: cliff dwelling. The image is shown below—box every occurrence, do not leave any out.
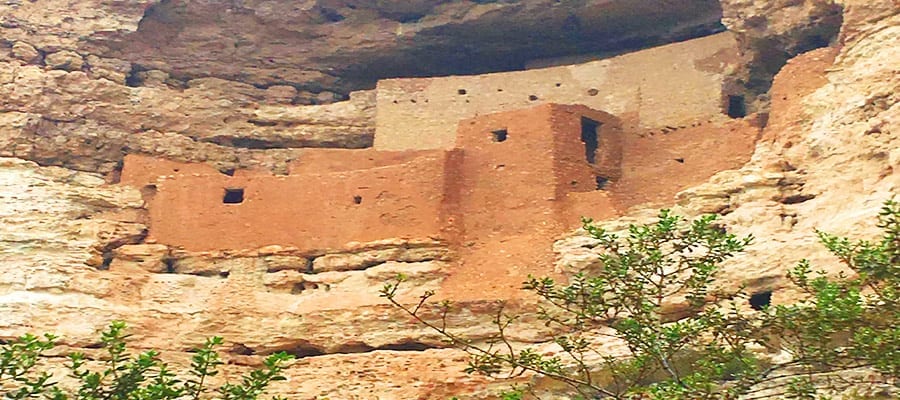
[120,40,760,297]
[8,0,894,397]
[111,32,763,300]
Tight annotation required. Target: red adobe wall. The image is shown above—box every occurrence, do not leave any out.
[120,102,758,258]
[288,148,438,175]
[452,104,621,237]
[122,153,449,252]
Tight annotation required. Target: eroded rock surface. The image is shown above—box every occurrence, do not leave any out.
[0,0,897,399]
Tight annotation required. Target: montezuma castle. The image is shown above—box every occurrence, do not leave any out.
[4,0,898,396]
[118,32,759,298]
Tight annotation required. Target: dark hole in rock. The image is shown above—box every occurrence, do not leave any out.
[333,342,375,354]
[580,117,600,164]
[675,158,685,163]
[555,83,562,87]
[596,176,609,190]
[247,119,278,127]
[163,257,176,273]
[228,138,278,149]
[491,129,508,142]
[291,282,319,294]
[781,193,816,204]
[587,88,599,96]
[320,8,345,22]
[528,94,539,101]
[376,341,435,351]
[99,251,114,271]
[108,159,124,184]
[230,343,255,355]
[749,290,772,310]
[727,95,747,118]
[220,168,235,176]
[219,271,230,278]
[353,195,362,204]
[395,13,425,24]
[457,89,467,95]
[124,64,147,87]
[279,343,325,358]
[223,188,244,204]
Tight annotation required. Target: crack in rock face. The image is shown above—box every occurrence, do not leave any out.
[87,0,725,96]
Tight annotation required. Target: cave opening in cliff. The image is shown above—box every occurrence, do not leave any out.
[727,95,747,118]
[749,290,772,310]
[581,117,600,164]
[492,129,508,142]
[223,188,244,204]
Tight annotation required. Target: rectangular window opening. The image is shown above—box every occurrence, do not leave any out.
[491,129,508,142]
[223,188,244,204]
[580,117,600,164]
[727,95,747,118]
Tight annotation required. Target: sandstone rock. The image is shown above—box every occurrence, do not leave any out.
[719,0,844,108]
[263,85,297,104]
[87,0,724,95]
[0,62,375,175]
[11,41,41,64]
[136,70,169,88]
[0,1,897,399]
[261,255,311,273]
[84,55,130,85]
[110,244,169,273]
[312,246,451,273]
[44,50,84,71]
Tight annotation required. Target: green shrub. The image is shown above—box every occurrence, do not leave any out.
[383,198,900,399]
[0,321,292,399]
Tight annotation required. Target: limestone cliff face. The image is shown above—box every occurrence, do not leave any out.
[1,0,897,399]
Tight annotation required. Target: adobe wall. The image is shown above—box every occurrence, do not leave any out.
[122,154,450,252]
[374,32,740,150]
[452,104,621,238]
[609,118,761,209]
[287,148,438,175]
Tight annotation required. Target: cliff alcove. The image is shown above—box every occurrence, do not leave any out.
[90,0,726,97]
[0,0,897,398]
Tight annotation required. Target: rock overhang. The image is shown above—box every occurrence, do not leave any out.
[79,0,726,95]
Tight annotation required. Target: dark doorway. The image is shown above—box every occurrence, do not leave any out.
[491,129,508,142]
[223,188,244,204]
[727,95,747,118]
[581,117,600,164]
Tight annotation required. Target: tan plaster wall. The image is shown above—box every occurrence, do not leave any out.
[374,32,740,150]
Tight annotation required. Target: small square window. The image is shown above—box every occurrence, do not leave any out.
[223,188,244,204]
[491,129,508,142]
